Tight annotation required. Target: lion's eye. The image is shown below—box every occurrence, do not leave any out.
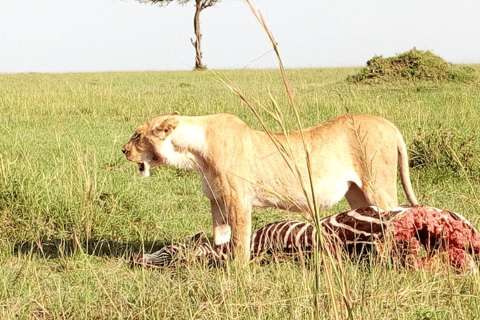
[131,132,140,140]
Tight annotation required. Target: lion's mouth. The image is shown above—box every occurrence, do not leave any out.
[138,162,151,178]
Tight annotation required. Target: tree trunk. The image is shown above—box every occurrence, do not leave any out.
[192,0,205,69]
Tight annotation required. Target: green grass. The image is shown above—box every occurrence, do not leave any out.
[1,67,480,319]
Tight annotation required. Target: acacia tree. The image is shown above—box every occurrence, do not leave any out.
[136,0,221,69]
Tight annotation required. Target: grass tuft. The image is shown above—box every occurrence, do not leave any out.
[409,125,479,176]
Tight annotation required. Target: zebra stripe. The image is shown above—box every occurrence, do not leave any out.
[276,221,292,249]
[347,210,384,224]
[281,221,305,250]
[294,223,311,249]
[328,215,376,237]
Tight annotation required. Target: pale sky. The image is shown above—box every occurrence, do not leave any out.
[1,0,479,73]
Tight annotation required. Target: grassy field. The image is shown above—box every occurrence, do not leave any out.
[1,67,480,319]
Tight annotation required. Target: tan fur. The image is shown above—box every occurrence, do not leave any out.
[122,113,418,261]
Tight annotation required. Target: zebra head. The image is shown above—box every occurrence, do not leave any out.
[130,231,205,267]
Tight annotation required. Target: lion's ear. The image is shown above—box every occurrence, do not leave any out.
[152,118,179,140]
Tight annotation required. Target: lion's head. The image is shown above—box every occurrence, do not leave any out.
[122,113,179,177]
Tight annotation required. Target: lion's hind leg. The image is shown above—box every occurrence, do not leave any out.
[344,182,371,209]
[345,181,397,211]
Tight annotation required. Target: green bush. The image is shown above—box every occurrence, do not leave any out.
[409,124,479,176]
[348,48,477,82]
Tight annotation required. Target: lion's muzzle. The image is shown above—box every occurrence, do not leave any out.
[122,142,136,161]
[122,143,151,177]
[121,145,130,157]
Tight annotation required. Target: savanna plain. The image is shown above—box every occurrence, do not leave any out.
[1,67,480,319]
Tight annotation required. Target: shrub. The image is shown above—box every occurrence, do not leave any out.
[409,125,479,176]
[348,48,476,83]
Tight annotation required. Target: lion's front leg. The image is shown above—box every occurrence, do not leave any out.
[211,199,231,245]
[229,198,252,263]
[210,198,252,262]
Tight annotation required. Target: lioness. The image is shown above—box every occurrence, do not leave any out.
[122,113,418,260]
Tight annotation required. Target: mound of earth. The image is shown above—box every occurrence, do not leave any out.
[348,48,476,82]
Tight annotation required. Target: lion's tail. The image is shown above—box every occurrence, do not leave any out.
[397,133,419,206]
